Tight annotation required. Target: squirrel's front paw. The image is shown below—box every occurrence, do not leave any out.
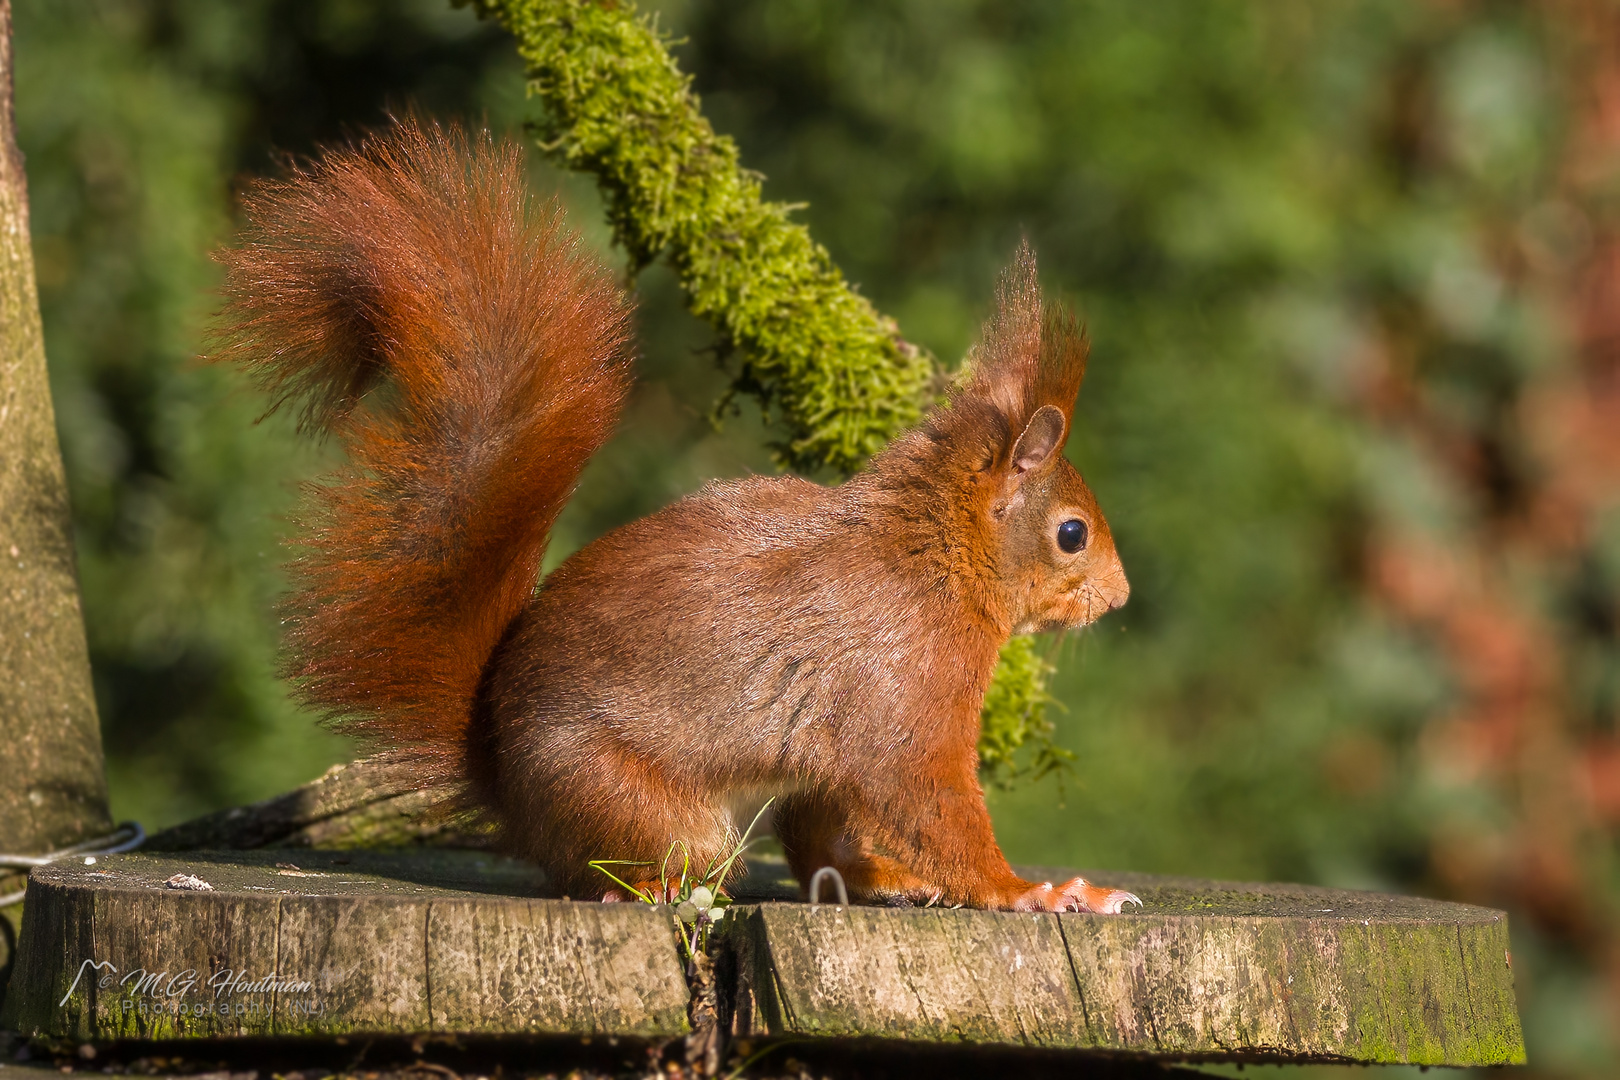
[1012,876,1141,914]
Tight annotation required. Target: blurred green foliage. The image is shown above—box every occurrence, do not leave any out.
[14,0,1618,1075]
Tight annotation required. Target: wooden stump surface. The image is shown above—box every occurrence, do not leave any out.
[0,850,1525,1067]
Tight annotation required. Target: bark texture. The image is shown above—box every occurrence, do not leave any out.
[0,0,110,984]
[142,758,489,853]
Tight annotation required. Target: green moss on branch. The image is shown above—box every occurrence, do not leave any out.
[464,0,934,475]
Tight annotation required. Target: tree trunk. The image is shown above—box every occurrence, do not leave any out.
[0,0,111,1002]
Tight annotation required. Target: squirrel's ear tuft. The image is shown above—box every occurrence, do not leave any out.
[962,241,1088,439]
[1038,305,1088,424]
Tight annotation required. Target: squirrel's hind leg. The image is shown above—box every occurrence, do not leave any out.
[774,791,946,907]
[491,733,735,902]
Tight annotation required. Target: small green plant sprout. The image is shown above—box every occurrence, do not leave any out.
[589,798,774,962]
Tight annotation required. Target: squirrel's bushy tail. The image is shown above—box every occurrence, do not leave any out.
[215,119,632,775]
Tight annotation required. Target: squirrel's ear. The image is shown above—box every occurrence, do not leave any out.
[1009,404,1066,481]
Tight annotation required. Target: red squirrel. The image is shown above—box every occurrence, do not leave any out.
[217,119,1138,913]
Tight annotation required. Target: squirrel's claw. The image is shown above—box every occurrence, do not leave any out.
[1084,886,1143,914]
[1013,876,1141,914]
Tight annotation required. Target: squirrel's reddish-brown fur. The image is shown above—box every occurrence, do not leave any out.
[218,121,1135,913]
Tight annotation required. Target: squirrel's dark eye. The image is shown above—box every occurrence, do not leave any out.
[1057,518,1088,554]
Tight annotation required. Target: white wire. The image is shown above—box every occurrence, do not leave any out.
[0,822,145,907]
[808,865,849,909]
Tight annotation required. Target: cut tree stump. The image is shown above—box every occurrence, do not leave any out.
[730,863,1525,1066]
[0,850,1525,1068]
[0,850,688,1040]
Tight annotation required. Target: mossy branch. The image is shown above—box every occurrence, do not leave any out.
[463,0,1066,784]
[463,0,934,475]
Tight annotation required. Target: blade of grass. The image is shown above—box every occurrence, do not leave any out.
[588,859,655,903]
[710,797,775,887]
